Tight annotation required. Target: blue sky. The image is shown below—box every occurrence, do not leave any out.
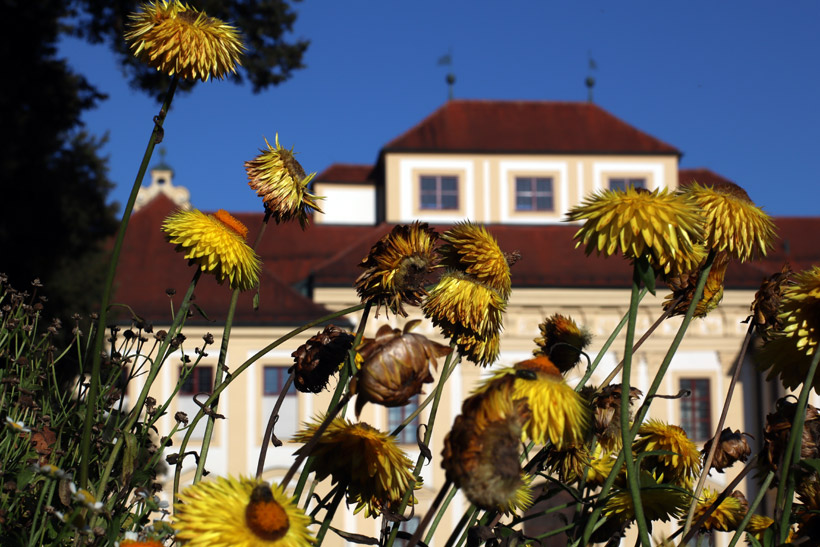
[59,1,819,217]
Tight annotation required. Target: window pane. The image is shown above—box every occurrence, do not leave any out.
[440,193,458,210]
[440,176,458,191]
[197,367,213,393]
[629,178,647,189]
[515,177,530,193]
[420,176,436,191]
[609,178,626,191]
[535,178,553,193]
[516,195,533,211]
[264,366,294,396]
[536,196,553,211]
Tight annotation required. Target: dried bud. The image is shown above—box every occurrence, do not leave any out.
[145,397,157,415]
[702,428,751,473]
[731,490,750,514]
[154,330,168,342]
[764,397,820,472]
[174,412,189,426]
[202,333,215,345]
[352,321,451,416]
[289,325,354,393]
[166,453,179,466]
[533,314,592,373]
[590,384,642,451]
[751,263,794,340]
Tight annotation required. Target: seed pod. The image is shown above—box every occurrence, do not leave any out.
[702,428,751,473]
[352,321,451,416]
[290,325,354,393]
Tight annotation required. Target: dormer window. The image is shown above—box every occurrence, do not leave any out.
[515,177,554,211]
[609,177,646,191]
[419,175,458,210]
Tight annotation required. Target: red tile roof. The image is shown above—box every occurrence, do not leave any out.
[315,163,375,184]
[383,100,680,155]
[679,168,739,190]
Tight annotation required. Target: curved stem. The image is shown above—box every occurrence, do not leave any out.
[80,75,179,489]
[256,374,294,478]
[405,479,452,547]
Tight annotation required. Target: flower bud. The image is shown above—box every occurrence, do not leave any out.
[289,325,354,393]
[702,427,751,473]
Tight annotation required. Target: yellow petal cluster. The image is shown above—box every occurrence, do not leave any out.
[532,313,592,372]
[173,476,313,547]
[162,209,261,290]
[603,471,690,524]
[567,187,704,275]
[685,488,746,532]
[438,221,511,298]
[682,181,776,262]
[633,419,701,486]
[245,135,323,227]
[125,1,244,81]
[292,417,415,518]
[355,222,439,316]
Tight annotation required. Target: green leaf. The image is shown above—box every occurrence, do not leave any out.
[121,432,138,485]
[253,291,260,310]
[15,466,34,491]
[635,255,657,295]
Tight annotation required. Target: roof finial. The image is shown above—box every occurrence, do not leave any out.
[586,51,597,103]
[438,48,455,101]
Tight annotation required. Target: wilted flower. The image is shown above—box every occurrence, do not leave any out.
[290,325,354,393]
[758,266,820,392]
[245,135,323,227]
[750,263,794,340]
[702,428,751,473]
[355,223,439,316]
[532,313,592,373]
[543,443,614,488]
[633,420,701,486]
[442,375,533,514]
[686,488,747,532]
[352,321,451,416]
[682,181,776,262]
[162,209,261,291]
[452,330,500,368]
[566,187,704,276]
[763,398,820,472]
[173,476,313,546]
[438,222,511,298]
[588,384,642,452]
[125,1,244,81]
[603,471,690,524]
[292,417,415,517]
[746,514,775,541]
[663,251,731,317]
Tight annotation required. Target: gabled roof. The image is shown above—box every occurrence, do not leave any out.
[679,168,739,190]
[383,100,680,155]
[315,163,375,184]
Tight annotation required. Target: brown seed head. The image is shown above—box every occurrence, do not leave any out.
[532,314,592,373]
[764,397,820,473]
[751,263,794,340]
[591,384,642,451]
[290,325,354,394]
[663,251,731,318]
[702,428,751,473]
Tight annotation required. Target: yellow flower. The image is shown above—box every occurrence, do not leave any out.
[685,488,746,532]
[682,181,776,262]
[544,444,614,487]
[162,209,261,291]
[532,314,592,373]
[452,330,500,368]
[746,514,774,541]
[125,1,244,82]
[758,266,820,392]
[292,417,415,518]
[663,250,731,318]
[173,476,313,546]
[439,222,511,298]
[245,135,323,227]
[566,187,704,276]
[424,271,505,339]
[603,471,690,524]
[633,420,701,486]
[355,223,439,316]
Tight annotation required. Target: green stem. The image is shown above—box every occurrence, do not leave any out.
[424,481,458,544]
[80,75,179,489]
[386,346,457,547]
[314,483,346,544]
[776,348,820,542]
[444,505,477,547]
[619,266,651,546]
[194,288,239,483]
[727,470,775,547]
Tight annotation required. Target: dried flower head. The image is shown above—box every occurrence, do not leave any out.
[758,266,820,392]
[125,1,244,81]
[746,514,775,541]
[424,271,505,339]
[686,488,747,532]
[532,314,592,373]
[763,398,820,472]
[543,443,614,488]
[452,330,501,368]
[289,325,354,393]
[589,384,643,451]
[292,418,415,518]
[663,251,731,318]
[352,321,451,416]
[442,375,533,514]
[162,209,261,290]
[702,428,751,473]
[439,222,512,298]
[245,135,323,227]
[682,180,776,262]
[566,187,705,276]
[750,263,794,340]
[355,223,439,316]
[603,471,690,524]
[633,420,701,486]
[173,476,313,546]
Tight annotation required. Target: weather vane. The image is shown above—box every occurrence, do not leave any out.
[438,48,455,101]
[586,51,597,103]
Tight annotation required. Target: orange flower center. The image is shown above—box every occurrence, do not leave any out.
[213,209,249,239]
[514,355,562,377]
[245,485,289,541]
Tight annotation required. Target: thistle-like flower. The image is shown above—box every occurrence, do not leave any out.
[245,135,323,227]
[355,223,439,316]
[292,418,415,518]
[532,314,592,373]
[438,222,512,298]
[352,321,451,416]
[682,181,776,262]
[289,325,354,393]
[633,419,701,486]
[173,476,314,546]
[162,209,261,290]
[685,488,747,532]
[603,471,690,524]
[663,251,731,317]
[566,187,705,276]
[125,1,244,82]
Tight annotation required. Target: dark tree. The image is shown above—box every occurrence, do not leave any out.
[1,0,308,321]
